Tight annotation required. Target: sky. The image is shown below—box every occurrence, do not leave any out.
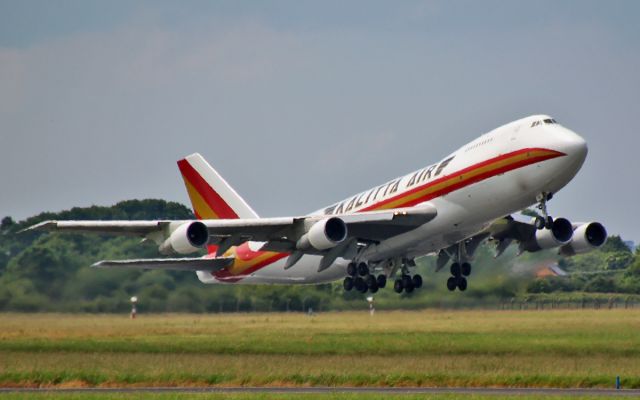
[1,0,638,241]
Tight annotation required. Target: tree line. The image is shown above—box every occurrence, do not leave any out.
[0,199,638,313]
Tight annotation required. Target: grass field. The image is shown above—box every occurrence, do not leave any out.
[0,310,638,389]
[0,394,627,400]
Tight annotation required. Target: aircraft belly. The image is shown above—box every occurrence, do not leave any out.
[206,255,346,285]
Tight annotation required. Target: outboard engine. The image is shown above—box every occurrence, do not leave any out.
[559,222,608,256]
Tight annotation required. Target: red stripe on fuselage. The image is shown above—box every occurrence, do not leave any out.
[361,148,564,211]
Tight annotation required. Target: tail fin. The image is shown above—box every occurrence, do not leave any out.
[177,153,259,220]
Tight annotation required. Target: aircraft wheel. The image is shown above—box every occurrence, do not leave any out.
[357,262,370,276]
[393,279,403,293]
[457,277,468,291]
[354,277,367,293]
[347,263,357,277]
[535,216,546,230]
[401,275,412,289]
[446,277,457,291]
[343,277,354,291]
[412,274,423,289]
[404,282,415,293]
[461,262,471,277]
[450,262,461,277]
[365,274,377,289]
[376,275,387,289]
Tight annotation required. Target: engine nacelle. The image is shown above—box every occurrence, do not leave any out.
[520,217,574,253]
[159,221,209,255]
[297,217,348,251]
[559,222,608,256]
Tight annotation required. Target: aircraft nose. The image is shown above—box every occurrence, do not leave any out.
[556,128,588,160]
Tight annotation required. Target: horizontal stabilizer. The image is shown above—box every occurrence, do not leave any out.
[92,257,234,271]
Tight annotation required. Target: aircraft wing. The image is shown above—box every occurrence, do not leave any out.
[25,220,176,236]
[92,257,234,271]
[201,205,437,254]
[27,206,436,242]
[26,204,437,262]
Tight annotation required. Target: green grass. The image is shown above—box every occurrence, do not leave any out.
[0,310,638,388]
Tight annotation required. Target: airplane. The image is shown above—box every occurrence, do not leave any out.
[27,114,608,294]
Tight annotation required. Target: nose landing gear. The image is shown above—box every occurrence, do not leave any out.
[535,192,554,230]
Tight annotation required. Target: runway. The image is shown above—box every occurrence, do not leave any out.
[1,387,639,396]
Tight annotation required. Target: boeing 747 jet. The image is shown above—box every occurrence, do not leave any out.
[28,115,607,294]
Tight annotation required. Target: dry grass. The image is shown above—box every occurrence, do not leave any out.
[0,310,638,388]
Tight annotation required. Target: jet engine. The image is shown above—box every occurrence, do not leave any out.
[520,217,574,253]
[159,221,209,255]
[297,217,348,251]
[559,222,608,256]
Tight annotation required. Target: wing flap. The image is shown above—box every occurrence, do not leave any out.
[92,257,234,271]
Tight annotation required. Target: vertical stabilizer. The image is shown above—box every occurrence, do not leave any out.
[177,153,259,220]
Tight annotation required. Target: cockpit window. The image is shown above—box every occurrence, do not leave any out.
[531,118,557,127]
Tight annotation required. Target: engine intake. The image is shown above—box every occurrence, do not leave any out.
[297,217,348,251]
[559,222,608,256]
[159,221,209,255]
[521,217,573,253]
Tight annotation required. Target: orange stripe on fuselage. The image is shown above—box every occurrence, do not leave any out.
[212,147,565,282]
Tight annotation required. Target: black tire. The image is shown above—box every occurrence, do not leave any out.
[401,275,412,289]
[457,277,468,291]
[447,277,457,291]
[365,274,377,289]
[450,262,461,277]
[535,216,546,230]
[376,275,387,289]
[369,284,379,294]
[347,263,357,277]
[354,277,366,293]
[404,282,415,293]
[412,274,423,288]
[394,279,403,293]
[357,262,369,276]
[545,216,554,229]
[343,277,354,291]
[461,262,471,277]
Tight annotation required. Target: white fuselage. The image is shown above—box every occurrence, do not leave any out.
[197,115,588,284]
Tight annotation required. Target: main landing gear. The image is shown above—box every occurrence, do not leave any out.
[343,260,423,295]
[343,262,387,294]
[446,261,471,291]
[393,273,423,294]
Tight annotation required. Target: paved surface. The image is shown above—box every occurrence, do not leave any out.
[1,387,639,396]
